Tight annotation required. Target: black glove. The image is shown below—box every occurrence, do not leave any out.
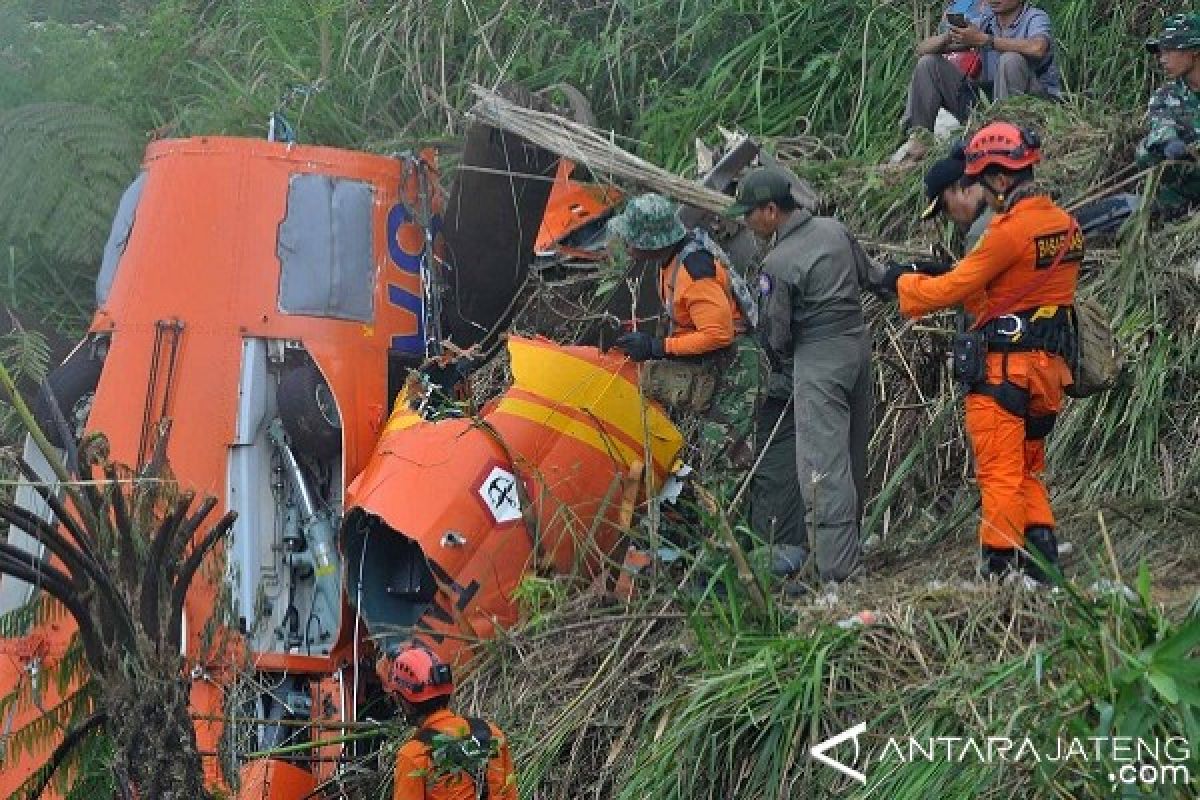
[909,258,954,277]
[613,331,666,362]
[1164,139,1194,162]
[881,261,918,294]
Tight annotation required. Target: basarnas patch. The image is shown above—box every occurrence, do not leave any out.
[1033,227,1084,269]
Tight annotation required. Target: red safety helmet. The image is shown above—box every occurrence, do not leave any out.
[963,122,1042,177]
[384,645,455,703]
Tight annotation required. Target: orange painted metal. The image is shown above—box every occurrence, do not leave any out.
[237,759,319,799]
[344,336,682,667]
[0,136,442,797]
[534,160,623,260]
[0,138,680,800]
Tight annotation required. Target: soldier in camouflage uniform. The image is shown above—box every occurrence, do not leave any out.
[607,193,765,495]
[1137,12,1200,213]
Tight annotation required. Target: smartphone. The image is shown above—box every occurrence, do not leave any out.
[946,12,969,28]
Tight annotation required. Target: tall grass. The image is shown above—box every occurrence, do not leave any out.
[603,574,1200,799]
[3,1,1162,161]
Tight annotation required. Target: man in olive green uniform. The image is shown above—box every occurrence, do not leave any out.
[747,350,808,580]
[1137,12,1200,214]
[729,168,876,583]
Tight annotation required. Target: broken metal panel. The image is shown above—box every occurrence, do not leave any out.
[441,113,559,348]
[97,170,147,308]
[342,336,682,665]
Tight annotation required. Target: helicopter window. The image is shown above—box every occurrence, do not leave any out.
[96,170,146,307]
[277,173,375,322]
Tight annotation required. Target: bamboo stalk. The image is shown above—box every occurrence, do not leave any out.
[693,484,768,614]
[191,714,399,731]
[468,86,735,213]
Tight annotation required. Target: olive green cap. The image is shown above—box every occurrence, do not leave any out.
[725,167,794,216]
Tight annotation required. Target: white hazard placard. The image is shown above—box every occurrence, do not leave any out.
[478,465,522,524]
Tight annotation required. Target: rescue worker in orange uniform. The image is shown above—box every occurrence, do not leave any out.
[607,193,764,485]
[883,121,1079,582]
[385,645,517,800]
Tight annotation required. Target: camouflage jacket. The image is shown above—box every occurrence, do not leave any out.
[1136,78,1200,166]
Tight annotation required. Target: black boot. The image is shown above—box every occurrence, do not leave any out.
[1022,526,1059,584]
[981,547,1020,581]
[767,544,809,579]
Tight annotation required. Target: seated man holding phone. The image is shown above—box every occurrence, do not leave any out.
[900,1,1062,150]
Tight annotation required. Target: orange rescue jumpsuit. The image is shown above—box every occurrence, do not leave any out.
[393,709,517,800]
[896,194,1080,550]
[656,245,745,355]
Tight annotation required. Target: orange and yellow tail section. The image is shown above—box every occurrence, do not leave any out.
[342,336,681,666]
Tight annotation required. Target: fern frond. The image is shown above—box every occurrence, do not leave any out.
[0,246,95,335]
[60,726,115,799]
[0,102,141,264]
[6,686,99,798]
[0,595,65,641]
[2,684,92,768]
[50,636,86,696]
[0,327,51,386]
[0,617,93,791]
[0,594,55,639]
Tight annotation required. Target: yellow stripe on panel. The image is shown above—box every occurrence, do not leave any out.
[492,396,638,468]
[507,339,681,472]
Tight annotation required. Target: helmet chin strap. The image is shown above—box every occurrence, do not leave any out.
[399,697,419,721]
[980,175,1005,209]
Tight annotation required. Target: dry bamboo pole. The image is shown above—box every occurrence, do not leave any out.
[468,85,734,212]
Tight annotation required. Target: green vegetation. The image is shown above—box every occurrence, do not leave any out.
[0,1,1196,797]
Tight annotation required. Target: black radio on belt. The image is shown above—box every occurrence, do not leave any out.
[952,330,988,385]
[430,663,453,686]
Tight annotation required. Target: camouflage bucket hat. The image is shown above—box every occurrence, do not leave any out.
[1146,12,1200,53]
[607,193,687,250]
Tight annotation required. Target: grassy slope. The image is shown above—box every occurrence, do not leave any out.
[0,1,1197,797]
